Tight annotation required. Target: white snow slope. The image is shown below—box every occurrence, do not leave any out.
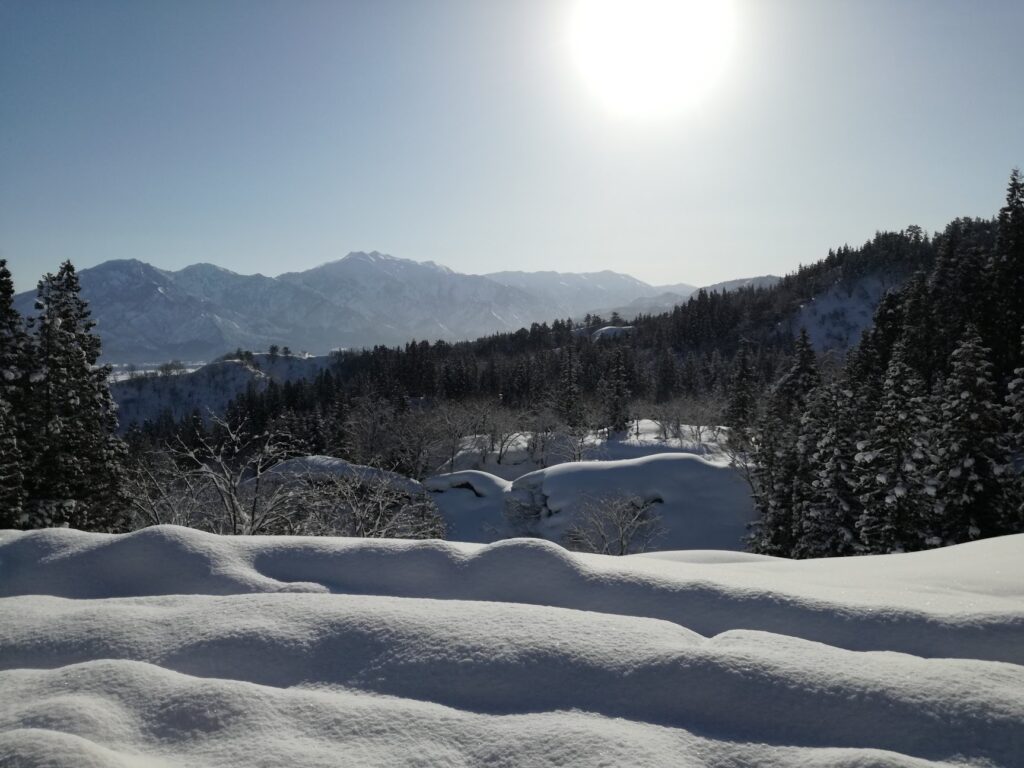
[2,526,1023,767]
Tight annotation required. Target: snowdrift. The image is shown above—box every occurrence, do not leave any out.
[509,453,755,550]
[428,453,756,548]
[2,527,1023,767]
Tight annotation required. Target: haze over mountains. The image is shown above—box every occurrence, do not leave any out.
[14,252,776,363]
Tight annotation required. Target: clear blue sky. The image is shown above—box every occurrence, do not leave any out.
[1,0,1021,292]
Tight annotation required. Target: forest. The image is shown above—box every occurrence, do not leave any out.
[1,170,1021,558]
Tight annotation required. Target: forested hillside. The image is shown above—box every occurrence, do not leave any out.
[747,173,1023,557]
[3,172,1021,559]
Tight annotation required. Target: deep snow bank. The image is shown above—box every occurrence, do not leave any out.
[427,452,757,547]
[1,526,1023,767]
[508,453,756,549]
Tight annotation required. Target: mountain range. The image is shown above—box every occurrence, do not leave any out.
[13,252,776,364]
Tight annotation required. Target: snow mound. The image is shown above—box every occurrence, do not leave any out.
[424,471,513,542]
[2,526,1023,767]
[266,455,424,495]
[509,453,756,550]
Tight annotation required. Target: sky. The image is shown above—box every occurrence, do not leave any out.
[1,0,1022,292]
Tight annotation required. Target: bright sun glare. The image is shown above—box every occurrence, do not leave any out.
[569,0,737,119]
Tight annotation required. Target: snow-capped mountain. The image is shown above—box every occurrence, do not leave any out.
[483,270,669,319]
[14,253,667,363]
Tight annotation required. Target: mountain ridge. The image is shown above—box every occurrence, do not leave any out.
[14,253,713,364]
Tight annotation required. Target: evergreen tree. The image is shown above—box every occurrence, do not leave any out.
[1002,328,1024,531]
[598,348,631,432]
[0,259,28,407]
[555,349,584,426]
[724,343,758,433]
[791,382,862,557]
[748,395,797,555]
[853,342,936,553]
[927,328,1010,543]
[772,329,820,421]
[0,260,28,524]
[654,348,677,403]
[748,330,820,556]
[989,169,1024,376]
[22,261,128,530]
[0,397,25,526]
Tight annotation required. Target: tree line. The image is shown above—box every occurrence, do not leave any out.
[744,170,1024,557]
[5,170,1021,557]
[0,261,126,529]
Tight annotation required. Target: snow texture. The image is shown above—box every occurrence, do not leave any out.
[1,526,1023,767]
[426,450,754,547]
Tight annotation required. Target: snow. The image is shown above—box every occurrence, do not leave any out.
[796,274,905,352]
[423,471,512,543]
[267,455,424,495]
[508,453,755,550]
[425,450,753,548]
[440,419,730,480]
[1,526,1023,767]
[590,324,633,341]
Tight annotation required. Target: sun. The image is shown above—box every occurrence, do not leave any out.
[568,0,737,119]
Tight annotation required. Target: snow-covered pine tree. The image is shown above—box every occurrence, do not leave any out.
[748,329,820,556]
[853,341,936,553]
[0,397,25,526]
[724,343,758,434]
[598,348,630,433]
[928,327,1011,544]
[774,329,820,420]
[747,395,794,555]
[791,382,863,558]
[988,168,1024,377]
[0,259,28,407]
[0,260,29,525]
[654,348,677,403]
[22,261,128,530]
[556,348,585,427]
[788,390,824,558]
[1002,328,1024,531]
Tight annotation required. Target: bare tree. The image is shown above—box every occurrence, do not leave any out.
[166,416,300,535]
[293,473,445,539]
[488,407,525,465]
[563,493,666,555]
[122,449,209,529]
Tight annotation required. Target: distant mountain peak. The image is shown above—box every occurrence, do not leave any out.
[13,254,708,363]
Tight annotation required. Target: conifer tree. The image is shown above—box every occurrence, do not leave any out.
[22,261,128,530]
[791,382,862,557]
[724,344,758,434]
[598,348,631,432]
[990,168,1024,376]
[748,395,797,556]
[853,342,936,552]
[555,348,584,427]
[928,328,1009,543]
[1002,328,1024,531]
[0,260,29,524]
[748,330,820,556]
[772,329,819,421]
[0,259,28,407]
[0,398,25,526]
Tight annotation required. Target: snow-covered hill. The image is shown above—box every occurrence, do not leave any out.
[427,452,755,548]
[111,352,331,426]
[1,526,1021,767]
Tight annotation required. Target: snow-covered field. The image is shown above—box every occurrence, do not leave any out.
[2,526,1023,767]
